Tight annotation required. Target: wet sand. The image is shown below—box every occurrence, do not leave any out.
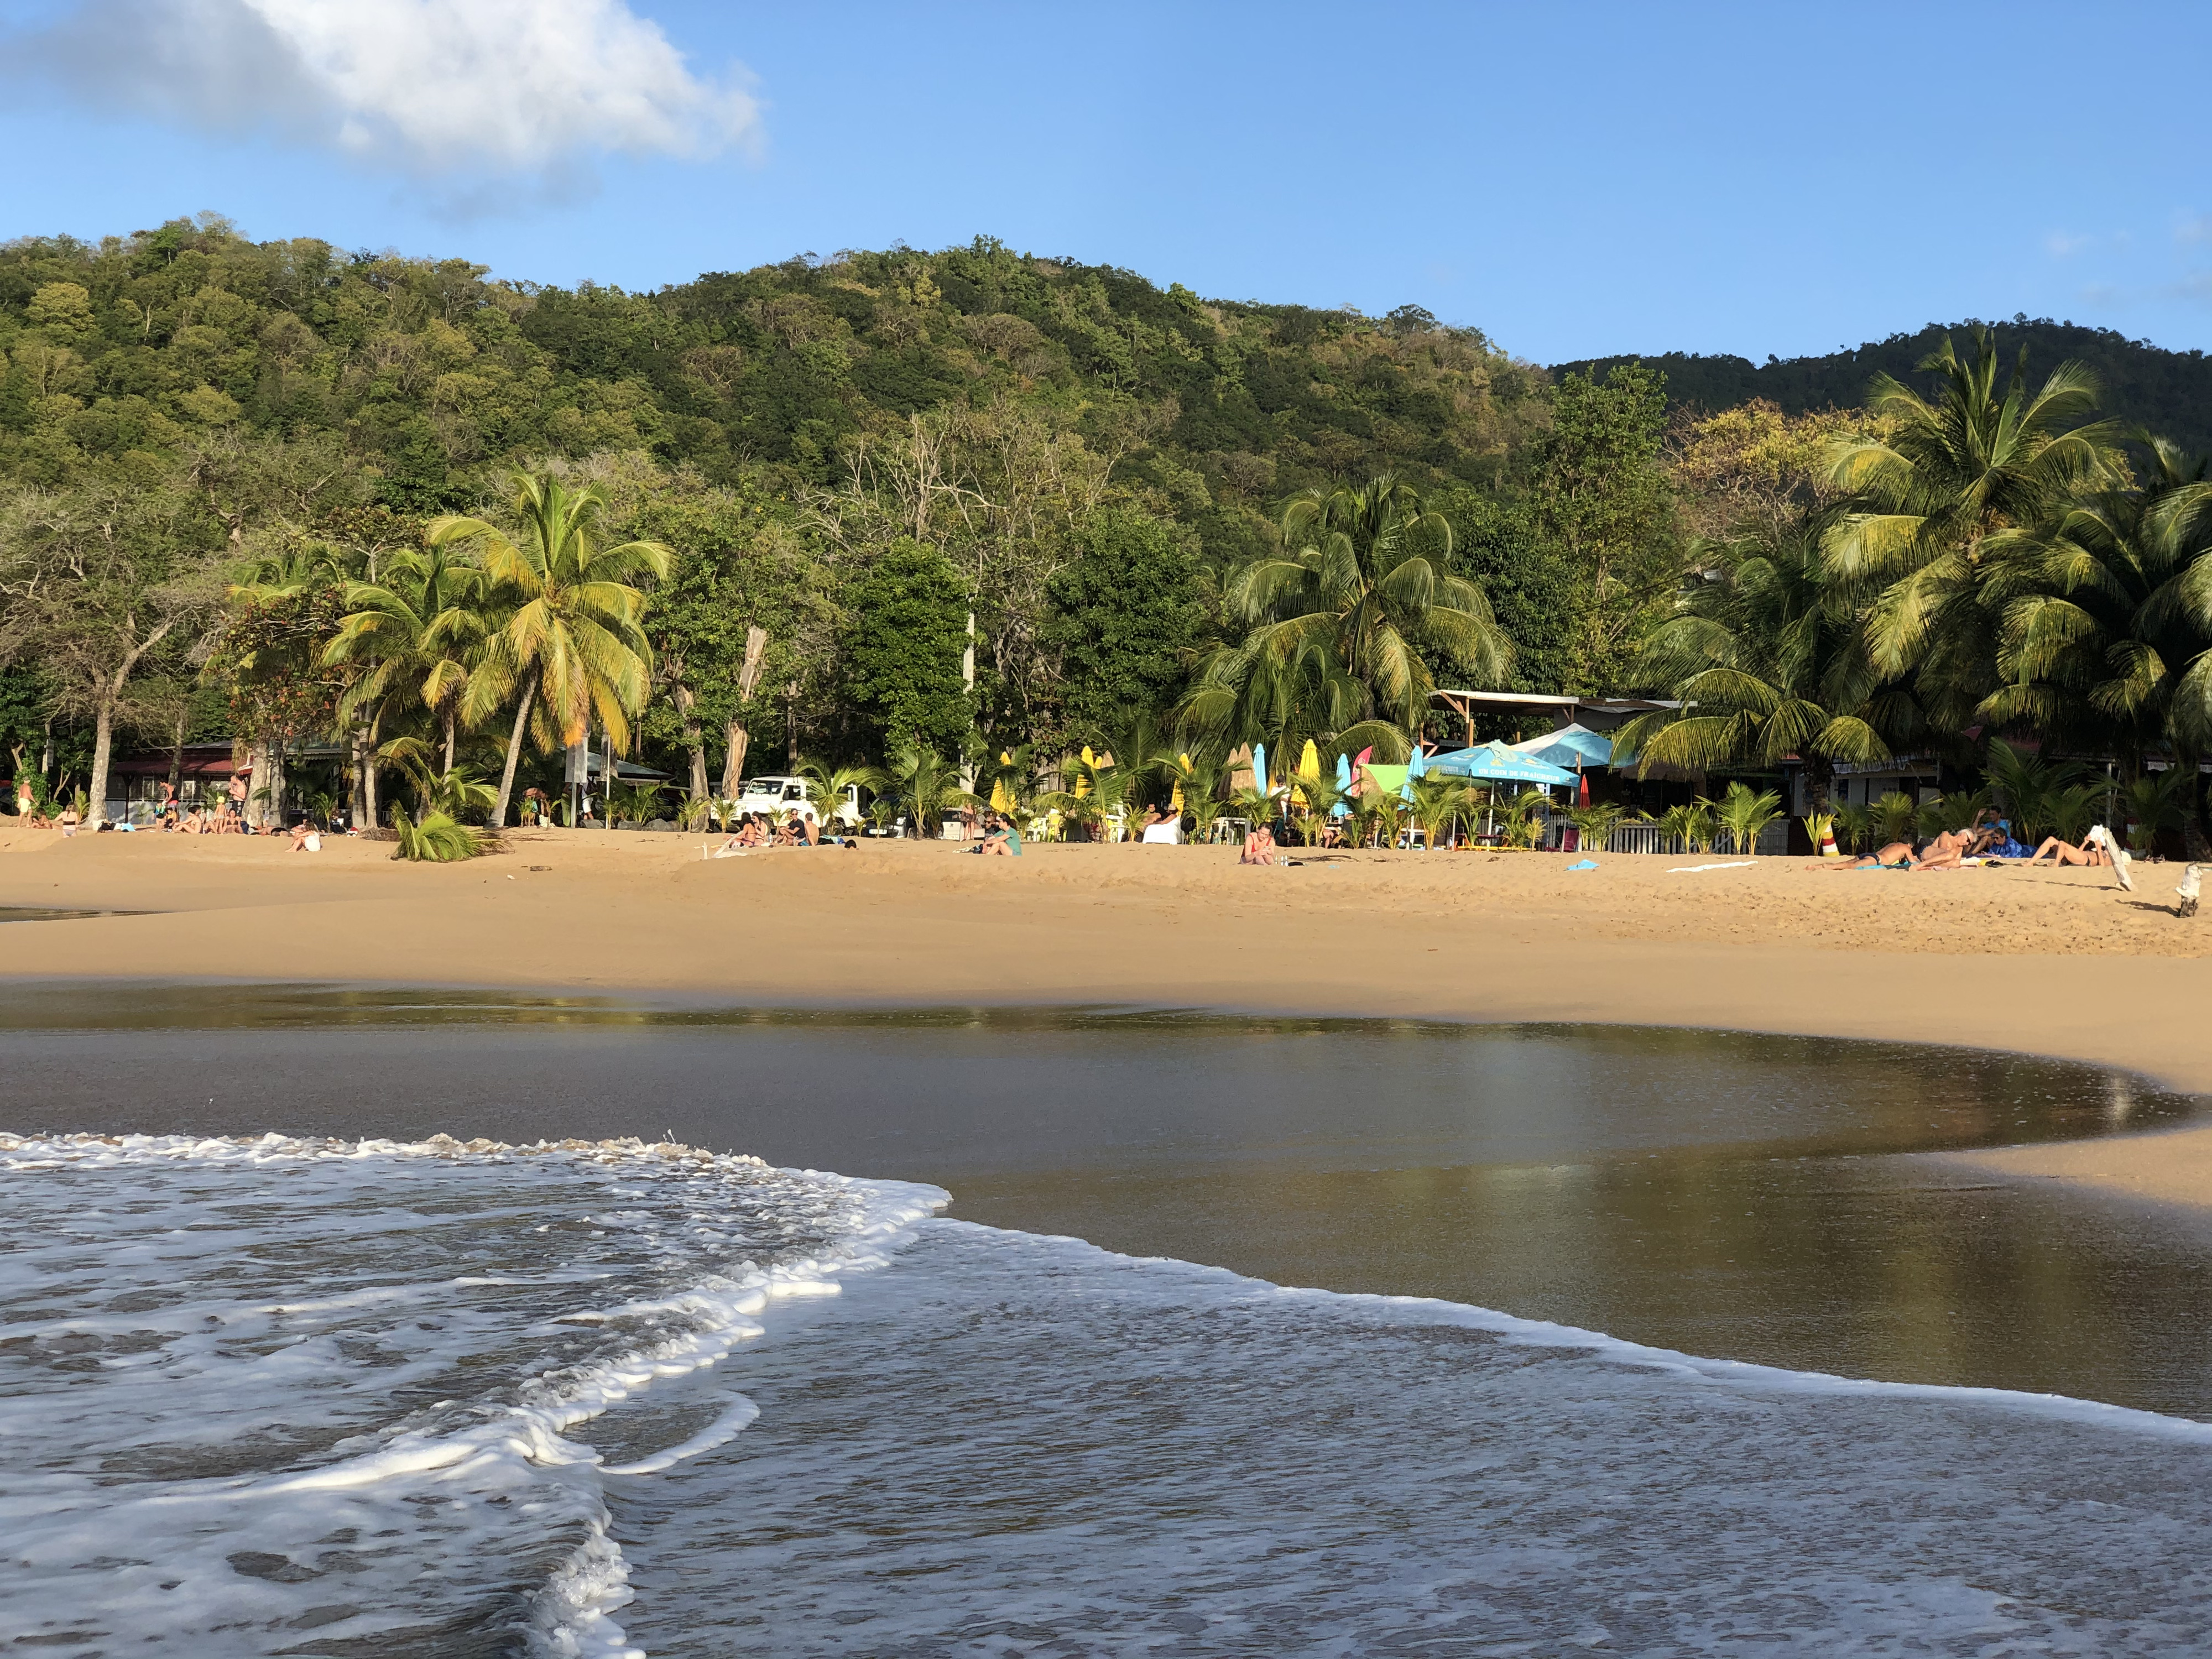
[3,823,2207,1207]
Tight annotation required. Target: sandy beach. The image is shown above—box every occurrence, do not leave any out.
[4,823,2209,1205]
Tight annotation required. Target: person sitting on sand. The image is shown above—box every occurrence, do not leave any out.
[289,818,321,853]
[771,813,801,847]
[179,806,206,835]
[975,813,1022,857]
[2025,833,2112,867]
[59,803,79,838]
[1240,822,1279,866]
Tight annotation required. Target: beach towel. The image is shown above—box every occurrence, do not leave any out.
[1565,859,1598,871]
[1667,861,1755,873]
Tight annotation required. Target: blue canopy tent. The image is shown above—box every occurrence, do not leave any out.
[1512,724,1612,771]
[1423,742,1579,787]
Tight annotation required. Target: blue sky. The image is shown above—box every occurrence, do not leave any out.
[4,0,2209,365]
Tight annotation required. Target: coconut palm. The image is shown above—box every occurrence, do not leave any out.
[1407,775,1470,849]
[1615,517,1917,811]
[1182,474,1512,760]
[1982,737,2088,843]
[1977,438,2212,773]
[1710,781,1784,854]
[434,472,672,828]
[881,741,974,839]
[323,543,490,775]
[1822,328,2123,730]
[798,758,880,834]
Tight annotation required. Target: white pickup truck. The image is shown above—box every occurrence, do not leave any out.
[731,774,862,828]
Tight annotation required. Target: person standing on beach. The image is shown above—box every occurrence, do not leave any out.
[226,771,249,827]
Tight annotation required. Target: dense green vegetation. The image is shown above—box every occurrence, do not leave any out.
[1562,318,2212,458]
[0,216,2206,844]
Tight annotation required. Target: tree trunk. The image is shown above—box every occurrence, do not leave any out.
[491,666,540,830]
[720,720,750,798]
[363,731,382,833]
[167,710,186,798]
[249,742,289,830]
[442,713,456,778]
[676,685,707,800]
[347,728,366,830]
[87,696,116,826]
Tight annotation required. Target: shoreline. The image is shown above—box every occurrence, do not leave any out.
[4,826,2208,1209]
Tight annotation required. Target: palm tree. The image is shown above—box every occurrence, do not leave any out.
[324,544,490,772]
[1614,517,1915,809]
[798,757,881,834]
[1710,781,1784,855]
[1182,474,1512,760]
[881,741,973,838]
[1977,438,2212,775]
[1822,327,2122,730]
[434,472,671,828]
[322,542,490,828]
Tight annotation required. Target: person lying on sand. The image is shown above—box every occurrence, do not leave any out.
[2025,834,2111,867]
[1240,823,1279,866]
[1827,828,1973,870]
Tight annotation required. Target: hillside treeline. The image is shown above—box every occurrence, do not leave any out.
[1,216,2207,842]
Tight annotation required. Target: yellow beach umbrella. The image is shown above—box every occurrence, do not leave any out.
[1292,738,1320,807]
[1076,745,1094,798]
[1171,750,1190,810]
[990,776,1011,812]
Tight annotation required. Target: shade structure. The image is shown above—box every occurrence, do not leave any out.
[1424,742,1579,787]
[1360,764,1408,800]
[1512,723,1613,770]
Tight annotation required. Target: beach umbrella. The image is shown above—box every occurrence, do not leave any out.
[1401,742,1426,802]
[1333,752,1353,818]
[990,776,1011,813]
[1251,741,1267,800]
[1171,750,1190,811]
[1512,724,1613,770]
[1293,738,1319,807]
[1076,744,1094,799]
[1424,743,1578,787]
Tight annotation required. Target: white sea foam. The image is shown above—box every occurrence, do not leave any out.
[0,1131,943,1658]
[612,1222,2212,1657]
[13,1133,2212,1656]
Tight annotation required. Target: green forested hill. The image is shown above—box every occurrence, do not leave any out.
[6,218,2206,823]
[1558,319,2212,456]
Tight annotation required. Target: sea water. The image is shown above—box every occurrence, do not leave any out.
[7,1133,2212,1657]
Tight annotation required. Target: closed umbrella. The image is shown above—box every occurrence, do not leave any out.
[1076,744,1094,799]
[1295,738,1320,807]
[1171,750,1190,811]
[1251,742,1267,800]
[1401,741,1426,802]
[1333,752,1352,817]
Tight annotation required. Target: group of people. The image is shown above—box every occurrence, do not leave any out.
[1830,811,2123,872]
[713,809,860,855]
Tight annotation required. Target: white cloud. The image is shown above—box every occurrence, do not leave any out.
[2043,230,2091,258]
[2178,213,2212,246]
[12,0,759,177]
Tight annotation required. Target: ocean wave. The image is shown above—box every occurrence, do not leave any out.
[0,1131,945,1658]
